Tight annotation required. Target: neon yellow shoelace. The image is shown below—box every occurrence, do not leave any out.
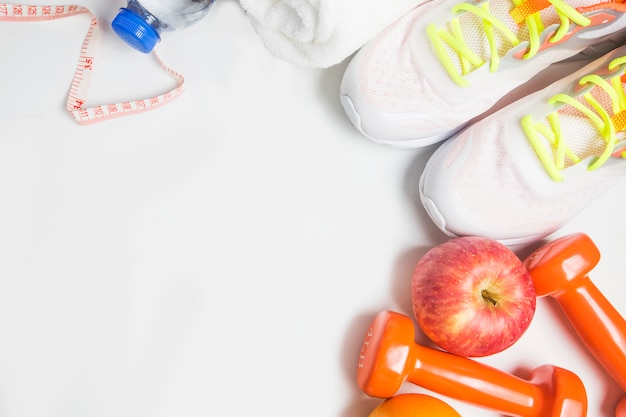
[427,0,591,86]
[521,56,626,182]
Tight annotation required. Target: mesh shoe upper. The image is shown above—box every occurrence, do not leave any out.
[419,45,626,245]
[340,0,626,148]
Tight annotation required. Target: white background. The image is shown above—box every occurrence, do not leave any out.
[1,1,625,416]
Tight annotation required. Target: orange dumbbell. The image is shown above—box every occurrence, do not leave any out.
[358,310,587,417]
[524,232,626,417]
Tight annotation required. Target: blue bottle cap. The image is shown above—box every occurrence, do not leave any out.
[111,8,161,54]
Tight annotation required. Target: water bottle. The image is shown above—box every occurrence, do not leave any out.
[111,0,215,53]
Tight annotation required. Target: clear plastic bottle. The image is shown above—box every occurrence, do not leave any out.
[111,0,215,53]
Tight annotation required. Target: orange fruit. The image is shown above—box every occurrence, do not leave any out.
[369,393,462,417]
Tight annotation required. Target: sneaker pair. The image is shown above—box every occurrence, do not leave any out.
[340,0,626,245]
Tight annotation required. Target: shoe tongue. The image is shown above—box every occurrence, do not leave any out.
[510,0,553,23]
[539,75,626,170]
[612,110,626,132]
[554,114,613,166]
[443,0,601,75]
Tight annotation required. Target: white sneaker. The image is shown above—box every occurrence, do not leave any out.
[419,45,626,245]
[339,0,626,149]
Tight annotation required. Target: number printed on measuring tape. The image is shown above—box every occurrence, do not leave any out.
[0,3,185,125]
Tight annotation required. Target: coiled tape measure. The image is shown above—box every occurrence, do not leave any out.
[0,3,184,125]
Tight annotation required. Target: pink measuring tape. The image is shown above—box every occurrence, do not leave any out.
[0,3,185,125]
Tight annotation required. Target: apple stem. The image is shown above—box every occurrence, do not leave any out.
[481,289,499,306]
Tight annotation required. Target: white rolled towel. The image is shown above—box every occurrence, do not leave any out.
[239,0,426,68]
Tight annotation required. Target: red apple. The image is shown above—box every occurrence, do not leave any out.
[411,236,536,357]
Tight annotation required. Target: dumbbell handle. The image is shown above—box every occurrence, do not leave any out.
[549,275,626,391]
[406,344,542,417]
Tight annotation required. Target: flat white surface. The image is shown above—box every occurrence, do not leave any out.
[0,1,625,416]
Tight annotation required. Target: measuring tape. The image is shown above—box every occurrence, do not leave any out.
[0,3,185,125]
